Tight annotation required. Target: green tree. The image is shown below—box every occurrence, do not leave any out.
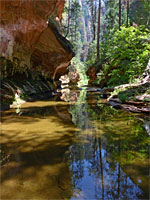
[129,0,150,27]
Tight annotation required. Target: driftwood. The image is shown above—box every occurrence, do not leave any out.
[109,100,150,113]
[109,97,149,105]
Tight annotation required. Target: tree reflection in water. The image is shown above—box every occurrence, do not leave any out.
[61,88,149,200]
[1,88,148,199]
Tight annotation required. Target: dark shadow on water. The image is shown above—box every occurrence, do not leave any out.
[1,127,75,199]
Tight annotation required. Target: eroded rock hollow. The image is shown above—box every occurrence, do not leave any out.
[0,0,74,80]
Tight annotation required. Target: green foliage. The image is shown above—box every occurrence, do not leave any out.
[129,0,150,28]
[62,0,83,58]
[118,93,129,103]
[85,40,97,66]
[104,0,128,32]
[71,32,83,60]
[104,0,119,30]
[71,57,89,87]
[96,26,150,86]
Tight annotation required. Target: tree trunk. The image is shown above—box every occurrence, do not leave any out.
[97,0,101,60]
[119,0,122,29]
[91,0,96,41]
[126,0,129,27]
[93,1,97,41]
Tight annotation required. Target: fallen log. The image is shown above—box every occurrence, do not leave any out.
[109,100,150,113]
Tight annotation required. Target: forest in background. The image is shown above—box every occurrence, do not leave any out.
[1,0,149,113]
[61,0,150,88]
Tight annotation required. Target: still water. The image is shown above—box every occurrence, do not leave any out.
[1,88,149,199]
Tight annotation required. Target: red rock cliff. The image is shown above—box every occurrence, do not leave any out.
[0,0,73,80]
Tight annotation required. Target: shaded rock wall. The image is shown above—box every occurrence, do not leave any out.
[1,78,54,110]
[0,0,73,80]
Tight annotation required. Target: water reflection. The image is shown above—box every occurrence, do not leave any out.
[1,101,76,199]
[1,89,149,199]
[60,88,80,103]
[61,88,149,199]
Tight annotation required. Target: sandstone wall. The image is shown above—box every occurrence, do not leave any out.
[0,0,73,80]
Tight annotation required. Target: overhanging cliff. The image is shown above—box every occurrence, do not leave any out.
[0,0,74,80]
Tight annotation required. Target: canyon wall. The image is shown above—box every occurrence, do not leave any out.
[0,0,74,80]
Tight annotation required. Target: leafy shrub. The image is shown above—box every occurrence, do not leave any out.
[96,26,150,86]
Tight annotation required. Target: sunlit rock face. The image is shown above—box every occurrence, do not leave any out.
[59,67,80,88]
[0,0,73,79]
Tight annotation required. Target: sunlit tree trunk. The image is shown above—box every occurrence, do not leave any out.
[97,0,101,60]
